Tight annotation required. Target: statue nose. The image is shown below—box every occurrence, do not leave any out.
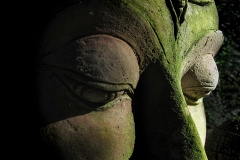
[130,62,207,160]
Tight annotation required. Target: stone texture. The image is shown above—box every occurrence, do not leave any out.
[35,0,224,159]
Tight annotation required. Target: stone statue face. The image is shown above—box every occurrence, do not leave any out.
[35,0,223,159]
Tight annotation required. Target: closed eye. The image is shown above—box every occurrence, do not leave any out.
[54,70,132,110]
[74,85,127,104]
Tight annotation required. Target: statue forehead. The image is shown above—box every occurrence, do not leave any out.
[39,0,221,72]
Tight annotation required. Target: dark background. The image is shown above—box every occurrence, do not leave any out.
[204,0,240,129]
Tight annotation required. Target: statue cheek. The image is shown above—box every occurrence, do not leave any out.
[187,102,207,146]
[39,97,135,160]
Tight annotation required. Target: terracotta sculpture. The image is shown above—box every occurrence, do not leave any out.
[35,0,223,159]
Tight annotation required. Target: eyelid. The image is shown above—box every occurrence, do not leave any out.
[47,64,134,93]
[75,34,139,90]
[75,85,126,104]
[39,35,139,92]
[54,70,132,106]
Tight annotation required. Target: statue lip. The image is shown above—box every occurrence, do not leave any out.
[182,85,216,92]
[182,85,215,105]
[183,93,204,105]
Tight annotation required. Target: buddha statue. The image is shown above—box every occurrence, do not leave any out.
[34,0,223,159]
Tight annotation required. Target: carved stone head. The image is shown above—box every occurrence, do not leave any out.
[35,0,223,159]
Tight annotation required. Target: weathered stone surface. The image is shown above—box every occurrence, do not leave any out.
[205,118,240,160]
[35,0,223,159]
[39,96,135,160]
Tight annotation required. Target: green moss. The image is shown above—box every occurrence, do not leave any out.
[41,1,220,159]
[176,2,219,56]
[120,0,175,60]
[115,1,219,87]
